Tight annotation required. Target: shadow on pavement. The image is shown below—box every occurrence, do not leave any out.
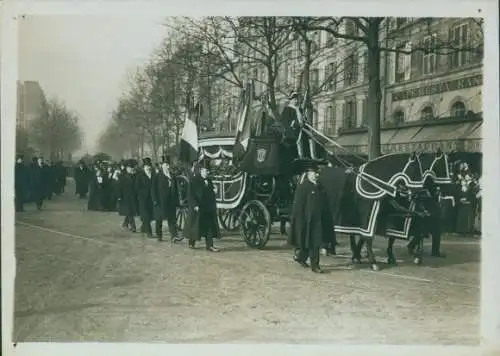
[15,302,101,318]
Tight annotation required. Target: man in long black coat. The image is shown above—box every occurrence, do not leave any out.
[118,160,138,232]
[151,157,180,242]
[30,157,47,210]
[135,158,154,237]
[288,163,330,273]
[186,165,220,251]
[15,155,28,212]
[74,160,90,199]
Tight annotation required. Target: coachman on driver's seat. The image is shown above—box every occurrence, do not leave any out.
[279,90,313,159]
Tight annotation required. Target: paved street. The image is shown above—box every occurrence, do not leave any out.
[14,182,480,344]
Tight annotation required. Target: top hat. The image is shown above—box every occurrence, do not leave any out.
[142,157,152,167]
[126,159,137,168]
[292,158,326,175]
[161,155,171,164]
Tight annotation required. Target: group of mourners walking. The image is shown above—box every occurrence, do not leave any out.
[74,156,221,251]
[14,155,67,212]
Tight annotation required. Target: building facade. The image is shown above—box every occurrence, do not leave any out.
[16,80,47,130]
[210,17,483,155]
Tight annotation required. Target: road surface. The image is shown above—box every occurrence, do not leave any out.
[13,184,480,344]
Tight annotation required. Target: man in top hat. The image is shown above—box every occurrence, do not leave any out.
[288,160,330,273]
[118,159,138,232]
[185,160,220,251]
[135,157,155,237]
[30,156,48,210]
[279,90,311,159]
[15,154,28,212]
[74,160,91,199]
[152,155,181,242]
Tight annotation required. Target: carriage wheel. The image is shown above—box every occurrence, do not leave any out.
[218,208,241,232]
[176,207,188,231]
[239,200,271,249]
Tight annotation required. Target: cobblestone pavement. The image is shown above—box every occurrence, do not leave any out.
[13,184,480,344]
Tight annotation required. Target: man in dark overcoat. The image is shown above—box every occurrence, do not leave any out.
[74,160,90,199]
[15,154,28,212]
[135,158,155,237]
[288,161,330,273]
[30,156,47,210]
[186,163,220,251]
[151,156,180,242]
[118,159,138,232]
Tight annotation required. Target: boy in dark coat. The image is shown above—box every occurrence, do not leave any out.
[118,159,138,232]
[136,158,155,237]
[151,156,180,242]
[15,154,28,212]
[288,161,329,273]
[186,162,220,251]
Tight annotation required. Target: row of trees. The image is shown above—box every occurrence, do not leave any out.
[16,97,83,162]
[99,17,483,160]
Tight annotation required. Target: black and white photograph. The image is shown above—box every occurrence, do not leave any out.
[1,1,499,355]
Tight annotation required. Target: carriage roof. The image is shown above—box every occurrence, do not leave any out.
[199,131,236,148]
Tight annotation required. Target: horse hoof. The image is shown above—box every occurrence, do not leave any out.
[387,258,397,265]
[351,257,361,265]
[413,257,422,265]
[371,264,379,271]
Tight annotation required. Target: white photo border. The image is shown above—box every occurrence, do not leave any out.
[2,0,499,355]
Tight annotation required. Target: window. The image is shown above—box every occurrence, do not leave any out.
[361,98,368,127]
[282,63,289,88]
[423,36,437,75]
[311,32,320,53]
[325,62,337,91]
[311,68,319,91]
[326,105,337,135]
[395,43,408,83]
[345,20,356,37]
[396,17,408,28]
[344,53,358,87]
[393,109,405,124]
[313,109,319,128]
[343,99,356,129]
[363,51,369,81]
[325,32,335,47]
[420,106,434,121]
[451,101,466,119]
[449,23,470,69]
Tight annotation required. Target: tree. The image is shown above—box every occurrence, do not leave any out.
[166,16,295,118]
[28,97,83,160]
[293,17,483,159]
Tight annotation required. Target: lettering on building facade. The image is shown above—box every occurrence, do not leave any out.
[391,74,483,102]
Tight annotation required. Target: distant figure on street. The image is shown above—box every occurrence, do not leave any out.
[30,156,47,210]
[118,159,138,232]
[87,167,107,211]
[74,160,90,199]
[185,162,220,251]
[136,158,155,238]
[151,156,180,242]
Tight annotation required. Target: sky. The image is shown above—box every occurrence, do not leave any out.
[18,15,168,155]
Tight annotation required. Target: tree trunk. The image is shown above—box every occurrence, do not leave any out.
[302,38,313,122]
[366,21,382,159]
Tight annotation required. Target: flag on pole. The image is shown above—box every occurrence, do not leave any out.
[179,96,199,164]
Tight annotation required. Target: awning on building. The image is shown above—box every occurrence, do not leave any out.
[384,126,422,144]
[335,132,368,147]
[410,121,481,143]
